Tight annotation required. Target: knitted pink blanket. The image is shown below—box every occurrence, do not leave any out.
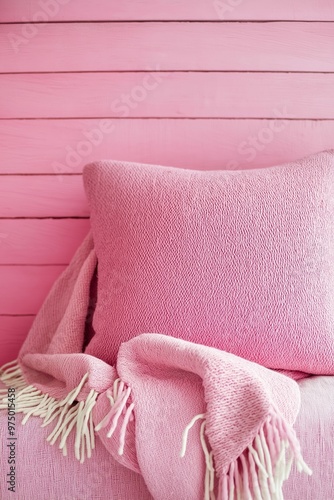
[0,233,311,499]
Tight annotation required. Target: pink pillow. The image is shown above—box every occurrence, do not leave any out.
[83,150,334,374]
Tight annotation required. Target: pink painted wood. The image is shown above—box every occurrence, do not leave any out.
[1,8,334,363]
[0,266,66,314]
[0,176,88,217]
[0,219,89,264]
[1,23,334,73]
[1,0,333,21]
[2,72,334,119]
[1,119,334,177]
[0,317,35,366]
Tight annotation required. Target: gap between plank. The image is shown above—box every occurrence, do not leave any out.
[1,20,334,25]
[1,117,334,121]
[2,70,334,75]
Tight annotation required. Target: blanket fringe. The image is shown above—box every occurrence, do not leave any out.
[181,411,312,500]
[0,360,135,462]
[1,358,311,498]
[0,360,98,463]
[94,377,135,455]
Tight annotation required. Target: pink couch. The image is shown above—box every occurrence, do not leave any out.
[1,374,333,499]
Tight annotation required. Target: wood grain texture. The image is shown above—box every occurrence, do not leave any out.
[2,72,334,119]
[1,23,334,73]
[1,2,334,362]
[0,266,65,314]
[0,119,333,177]
[0,175,88,217]
[1,0,333,21]
[0,219,89,264]
[0,316,34,365]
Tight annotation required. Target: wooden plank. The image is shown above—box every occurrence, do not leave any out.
[0,219,89,264]
[2,72,334,119]
[1,23,334,72]
[0,119,334,179]
[0,175,88,217]
[0,0,333,22]
[0,266,66,314]
[0,316,34,366]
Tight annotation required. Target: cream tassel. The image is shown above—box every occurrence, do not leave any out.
[0,360,98,463]
[95,377,135,456]
[180,413,215,499]
[181,411,312,500]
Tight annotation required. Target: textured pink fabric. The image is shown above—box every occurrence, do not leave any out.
[2,374,332,500]
[0,229,311,498]
[83,150,334,374]
[0,381,153,500]
[283,375,334,498]
[107,333,300,499]
[17,232,117,402]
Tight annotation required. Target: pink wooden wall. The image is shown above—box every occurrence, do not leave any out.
[1,1,334,364]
